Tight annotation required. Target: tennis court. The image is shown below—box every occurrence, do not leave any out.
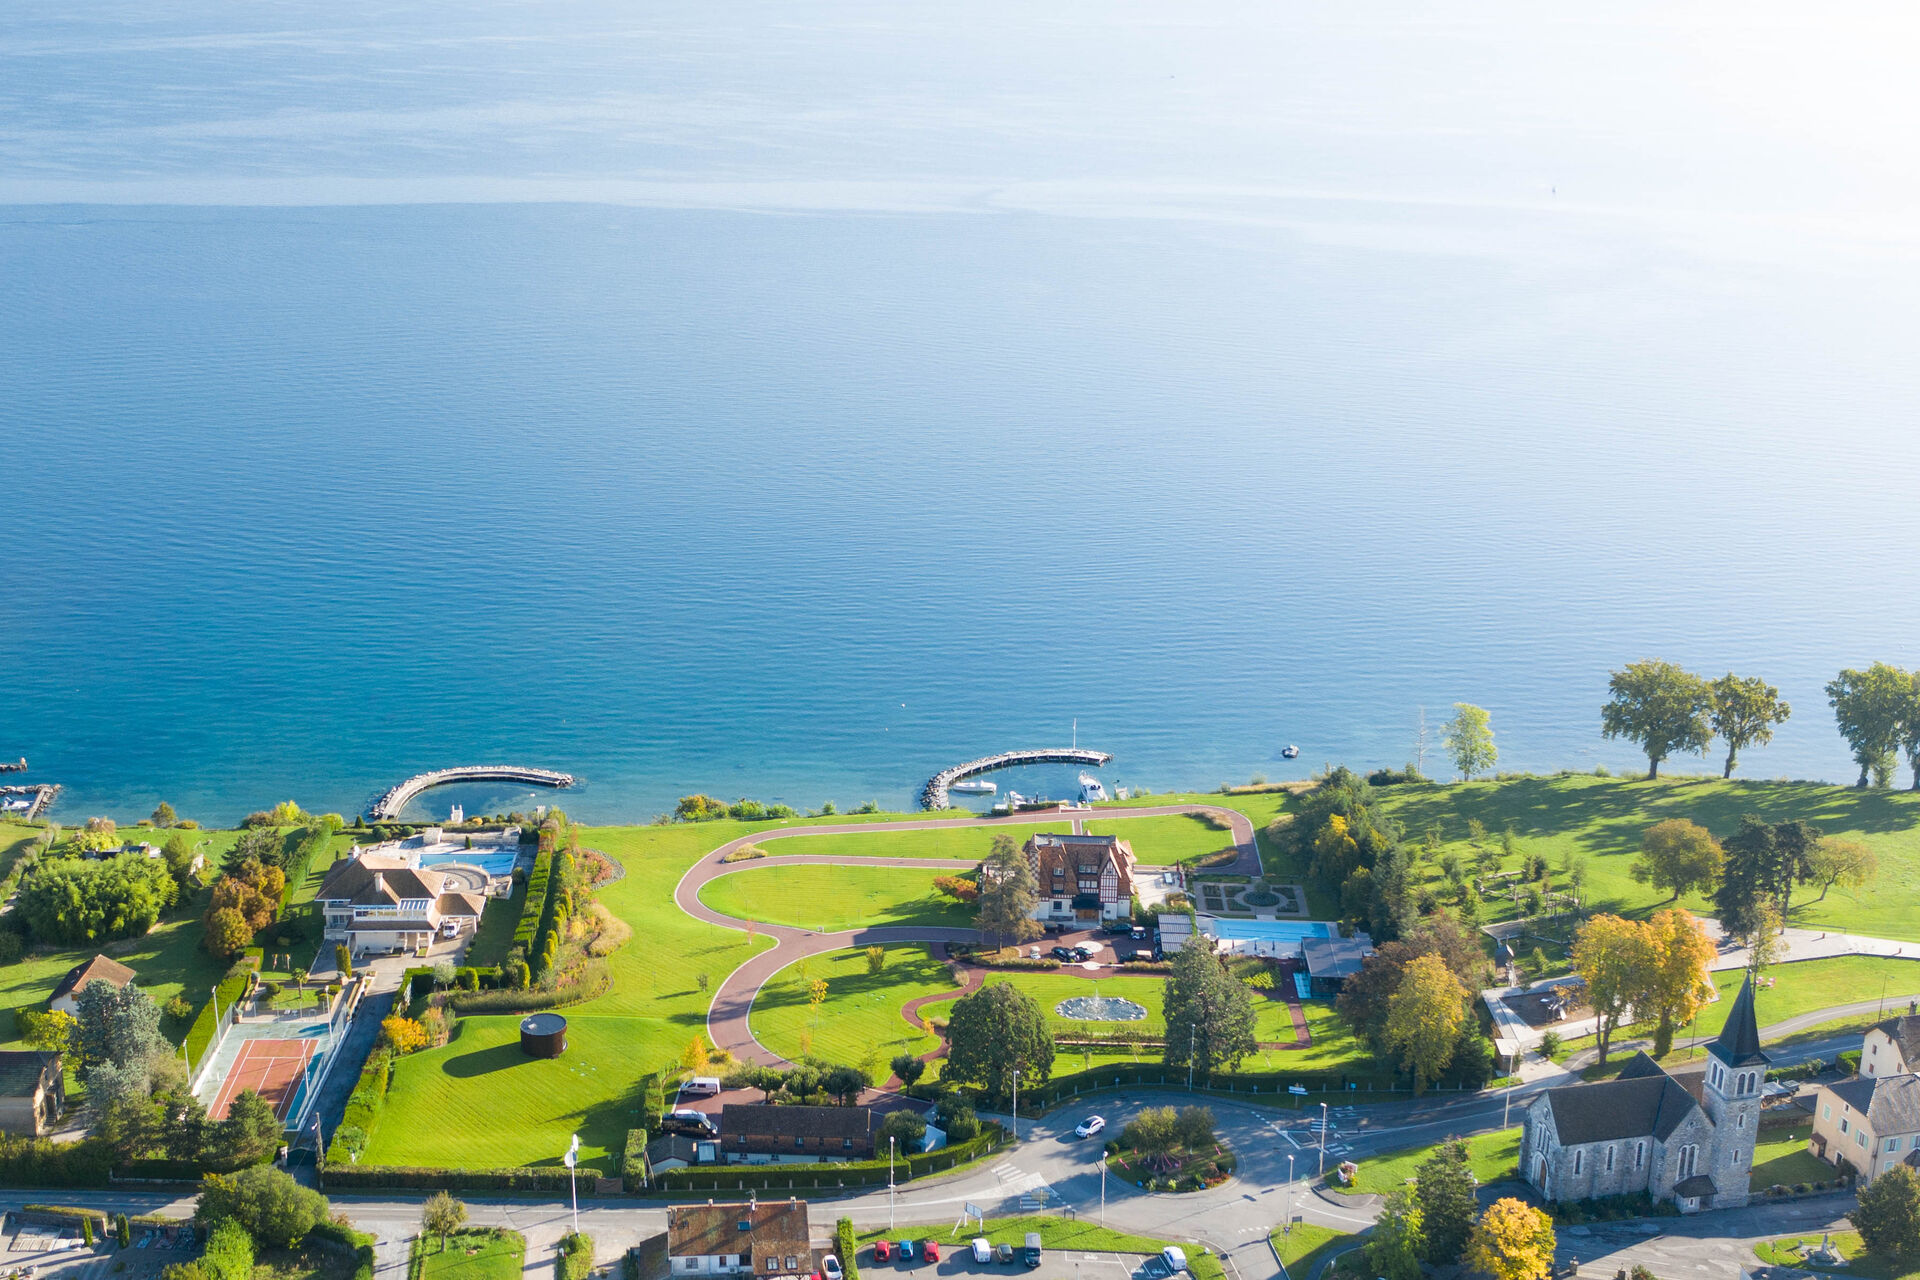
[210,1036,320,1121]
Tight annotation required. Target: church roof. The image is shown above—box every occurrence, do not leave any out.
[1542,1051,1701,1145]
[1706,976,1769,1068]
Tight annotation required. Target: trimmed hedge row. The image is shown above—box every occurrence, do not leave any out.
[316,1163,608,1193]
[622,1130,648,1191]
[330,1047,394,1160]
[532,852,575,977]
[179,958,260,1075]
[278,826,338,915]
[835,1220,859,1280]
[0,1136,113,1188]
[645,1124,1004,1193]
[558,1232,594,1280]
[514,848,555,951]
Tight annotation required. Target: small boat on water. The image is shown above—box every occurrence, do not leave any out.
[1280,745,1300,759]
[1078,773,1110,803]
[950,779,997,795]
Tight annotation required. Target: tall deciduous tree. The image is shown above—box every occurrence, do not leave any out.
[1413,1140,1478,1266]
[1382,955,1467,1094]
[1639,909,1716,1058]
[1630,819,1724,903]
[1853,1163,1920,1264]
[422,1192,467,1253]
[975,836,1039,948]
[942,981,1053,1103]
[1463,1198,1557,1280]
[1899,671,1920,792]
[1601,660,1714,779]
[1710,674,1791,779]
[1366,1189,1424,1280]
[1571,914,1656,1068]
[1162,934,1258,1076]
[1805,837,1878,902]
[1829,663,1910,788]
[1714,816,1820,931]
[1442,704,1497,781]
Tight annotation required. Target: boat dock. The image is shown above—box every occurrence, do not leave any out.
[0,759,25,775]
[0,784,60,821]
[921,748,1113,810]
[369,765,576,822]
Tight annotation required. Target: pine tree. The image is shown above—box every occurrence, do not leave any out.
[1161,934,1257,1077]
[1413,1140,1477,1265]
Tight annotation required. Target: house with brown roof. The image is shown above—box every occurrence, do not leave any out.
[663,1198,813,1277]
[1022,832,1136,924]
[315,854,484,956]
[1519,976,1768,1212]
[0,1051,64,1136]
[719,1105,873,1164]
[49,954,137,1016]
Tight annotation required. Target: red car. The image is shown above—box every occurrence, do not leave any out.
[920,1242,940,1263]
[872,1242,893,1264]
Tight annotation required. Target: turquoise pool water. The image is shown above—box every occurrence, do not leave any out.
[1211,920,1336,947]
[420,850,520,877]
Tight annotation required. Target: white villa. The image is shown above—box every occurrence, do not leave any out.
[315,830,522,956]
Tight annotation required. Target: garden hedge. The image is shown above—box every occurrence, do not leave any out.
[308,1222,377,1280]
[1022,1062,1398,1107]
[835,1219,859,1280]
[0,1137,113,1188]
[515,847,555,951]
[179,958,260,1077]
[622,1129,648,1191]
[643,1125,1004,1193]
[558,1232,594,1280]
[317,1163,608,1193]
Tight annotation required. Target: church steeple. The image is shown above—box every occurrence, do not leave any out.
[1708,975,1770,1069]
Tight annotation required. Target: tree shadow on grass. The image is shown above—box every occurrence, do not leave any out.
[440,1042,529,1079]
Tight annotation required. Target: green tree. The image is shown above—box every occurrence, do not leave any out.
[1463,1197,1556,1280]
[1382,954,1467,1094]
[150,802,178,829]
[1118,1106,1177,1158]
[1630,819,1723,902]
[1366,1189,1424,1280]
[1709,674,1790,779]
[195,1165,330,1247]
[942,981,1054,1104]
[1714,816,1820,932]
[1413,1139,1478,1265]
[1806,836,1878,902]
[1601,660,1714,779]
[76,981,165,1073]
[975,836,1039,948]
[821,1065,867,1105]
[1899,671,1920,791]
[876,1109,927,1149]
[1162,934,1257,1077]
[196,1220,251,1280]
[1829,663,1909,788]
[16,1008,77,1056]
[1852,1162,1920,1264]
[422,1192,467,1252]
[17,855,176,944]
[210,1090,284,1170]
[1570,913,1656,1068]
[1640,908,1716,1058]
[890,1053,926,1087]
[865,945,886,975]
[1442,703,1497,781]
[204,908,252,958]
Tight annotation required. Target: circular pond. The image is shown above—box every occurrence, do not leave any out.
[1056,995,1149,1022]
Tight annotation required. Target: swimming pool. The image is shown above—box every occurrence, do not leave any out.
[1210,920,1335,947]
[420,849,521,877]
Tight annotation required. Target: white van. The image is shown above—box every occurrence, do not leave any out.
[681,1076,722,1098]
[1159,1247,1188,1276]
[970,1240,991,1264]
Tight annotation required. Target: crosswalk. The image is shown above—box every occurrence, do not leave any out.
[987,1158,1049,1201]
[1266,1106,1358,1159]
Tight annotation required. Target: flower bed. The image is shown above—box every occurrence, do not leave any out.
[1105,1142,1236,1193]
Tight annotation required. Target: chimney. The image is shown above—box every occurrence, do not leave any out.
[373,872,385,894]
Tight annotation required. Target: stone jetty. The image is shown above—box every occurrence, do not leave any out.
[370,765,576,822]
[921,748,1113,810]
[0,784,59,821]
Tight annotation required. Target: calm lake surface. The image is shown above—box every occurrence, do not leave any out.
[4,2,1920,822]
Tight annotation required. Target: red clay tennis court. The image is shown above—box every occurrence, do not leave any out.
[210,1037,319,1121]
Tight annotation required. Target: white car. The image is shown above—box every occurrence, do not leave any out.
[822,1257,844,1280]
[1074,1115,1106,1139]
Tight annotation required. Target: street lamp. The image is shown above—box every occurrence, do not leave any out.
[562,1134,581,1235]
[1317,1102,1328,1182]
[1285,1153,1295,1239]
[889,1136,896,1230]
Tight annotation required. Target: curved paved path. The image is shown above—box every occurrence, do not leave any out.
[673,804,1261,1067]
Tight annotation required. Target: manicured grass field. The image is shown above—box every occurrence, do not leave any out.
[1340,1126,1519,1195]
[755,820,1062,861]
[856,1217,1226,1280]
[1754,1230,1920,1278]
[751,946,951,1071]
[1270,1223,1364,1276]
[698,864,973,933]
[1084,813,1239,866]
[1748,1123,1832,1191]
[466,879,525,968]
[416,1230,526,1280]
[1376,775,1920,941]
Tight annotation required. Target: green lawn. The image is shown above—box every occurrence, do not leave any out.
[466,881,525,968]
[752,946,952,1072]
[753,820,1064,862]
[1339,1126,1520,1195]
[1755,1230,1920,1279]
[979,972,1304,1047]
[1748,1123,1834,1190]
[698,864,973,933]
[1084,814,1239,866]
[1270,1223,1365,1276]
[416,1230,526,1280]
[855,1217,1225,1280]
[1376,775,1920,942]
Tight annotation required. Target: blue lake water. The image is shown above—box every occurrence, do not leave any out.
[3,3,1920,824]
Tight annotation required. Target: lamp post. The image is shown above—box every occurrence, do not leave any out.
[889,1136,896,1230]
[562,1134,580,1235]
[1285,1153,1295,1239]
[1317,1102,1328,1182]
[1099,1146,1106,1225]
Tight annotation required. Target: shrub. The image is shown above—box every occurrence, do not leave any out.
[557,1232,593,1280]
[835,1220,860,1280]
[0,1138,114,1188]
[319,1164,605,1193]
[622,1130,648,1191]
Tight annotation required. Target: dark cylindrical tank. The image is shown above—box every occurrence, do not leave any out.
[520,1012,567,1058]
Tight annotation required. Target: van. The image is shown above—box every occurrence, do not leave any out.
[1021,1234,1041,1268]
[1159,1247,1187,1276]
[970,1240,991,1264]
[681,1076,722,1098]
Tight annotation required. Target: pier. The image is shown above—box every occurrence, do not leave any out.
[369,765,576,822]
[0,759,25,775]
[921,748,1113,810]
[0,784,60,821]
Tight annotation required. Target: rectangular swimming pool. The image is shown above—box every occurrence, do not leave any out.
[420,849,521,877]
[1210,920,1335,946]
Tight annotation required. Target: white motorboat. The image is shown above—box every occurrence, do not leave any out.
[949,779,997,795]
[1078,773,1110,803]
[1280,744,1300,759]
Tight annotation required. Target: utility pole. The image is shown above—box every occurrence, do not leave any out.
[1318,1102,1328,1182]
[889,1136,896,1230]
[1011,1061,1020,1141]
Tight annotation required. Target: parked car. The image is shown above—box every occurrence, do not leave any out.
[1130,925,1147,940]
[872,1242,892,1264]
[1021,1234,1042,1268]
[1027,946,1041,959]
[895,1241,916,1263]
[1049,946,1076,961]
[1102,919,1132,934]
[822,1258,843,1280]
[1071,944,1097,960]
[995,1245,1015,1265]
[660,1110,717,1137]
[970,1240,992,1264]
[921,1242,940,1262]
[1159,1247,1188,1276]
[1074,1115,1106,1138]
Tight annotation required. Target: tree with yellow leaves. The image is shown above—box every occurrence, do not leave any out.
[1640,908,1716,1057]
[679,1033,710,1073]
[1571,913,1656,1067]
[809,977,829,1017]
[1382,954,1468,1094]
[1463,1197,1556,1280]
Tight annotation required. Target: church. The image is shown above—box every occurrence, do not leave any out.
[1519,976,1768,1213]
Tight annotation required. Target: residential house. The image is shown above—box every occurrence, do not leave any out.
[1863,1012,1920,1077]
[646,1134,715,1172]
[314,855,484,955]
[49,954,137,1016]
[719,1105,874,1164]
[1300,936,1374,998]
[1023,833,1136,923]
[663,1199,812,1276]
[1519,976,1768,1212]
[0,1051,64,1136]
[1808,1072,1920,1183]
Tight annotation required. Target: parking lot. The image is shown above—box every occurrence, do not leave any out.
[4,1223,195,1280]
[859,1249,1162,1280]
